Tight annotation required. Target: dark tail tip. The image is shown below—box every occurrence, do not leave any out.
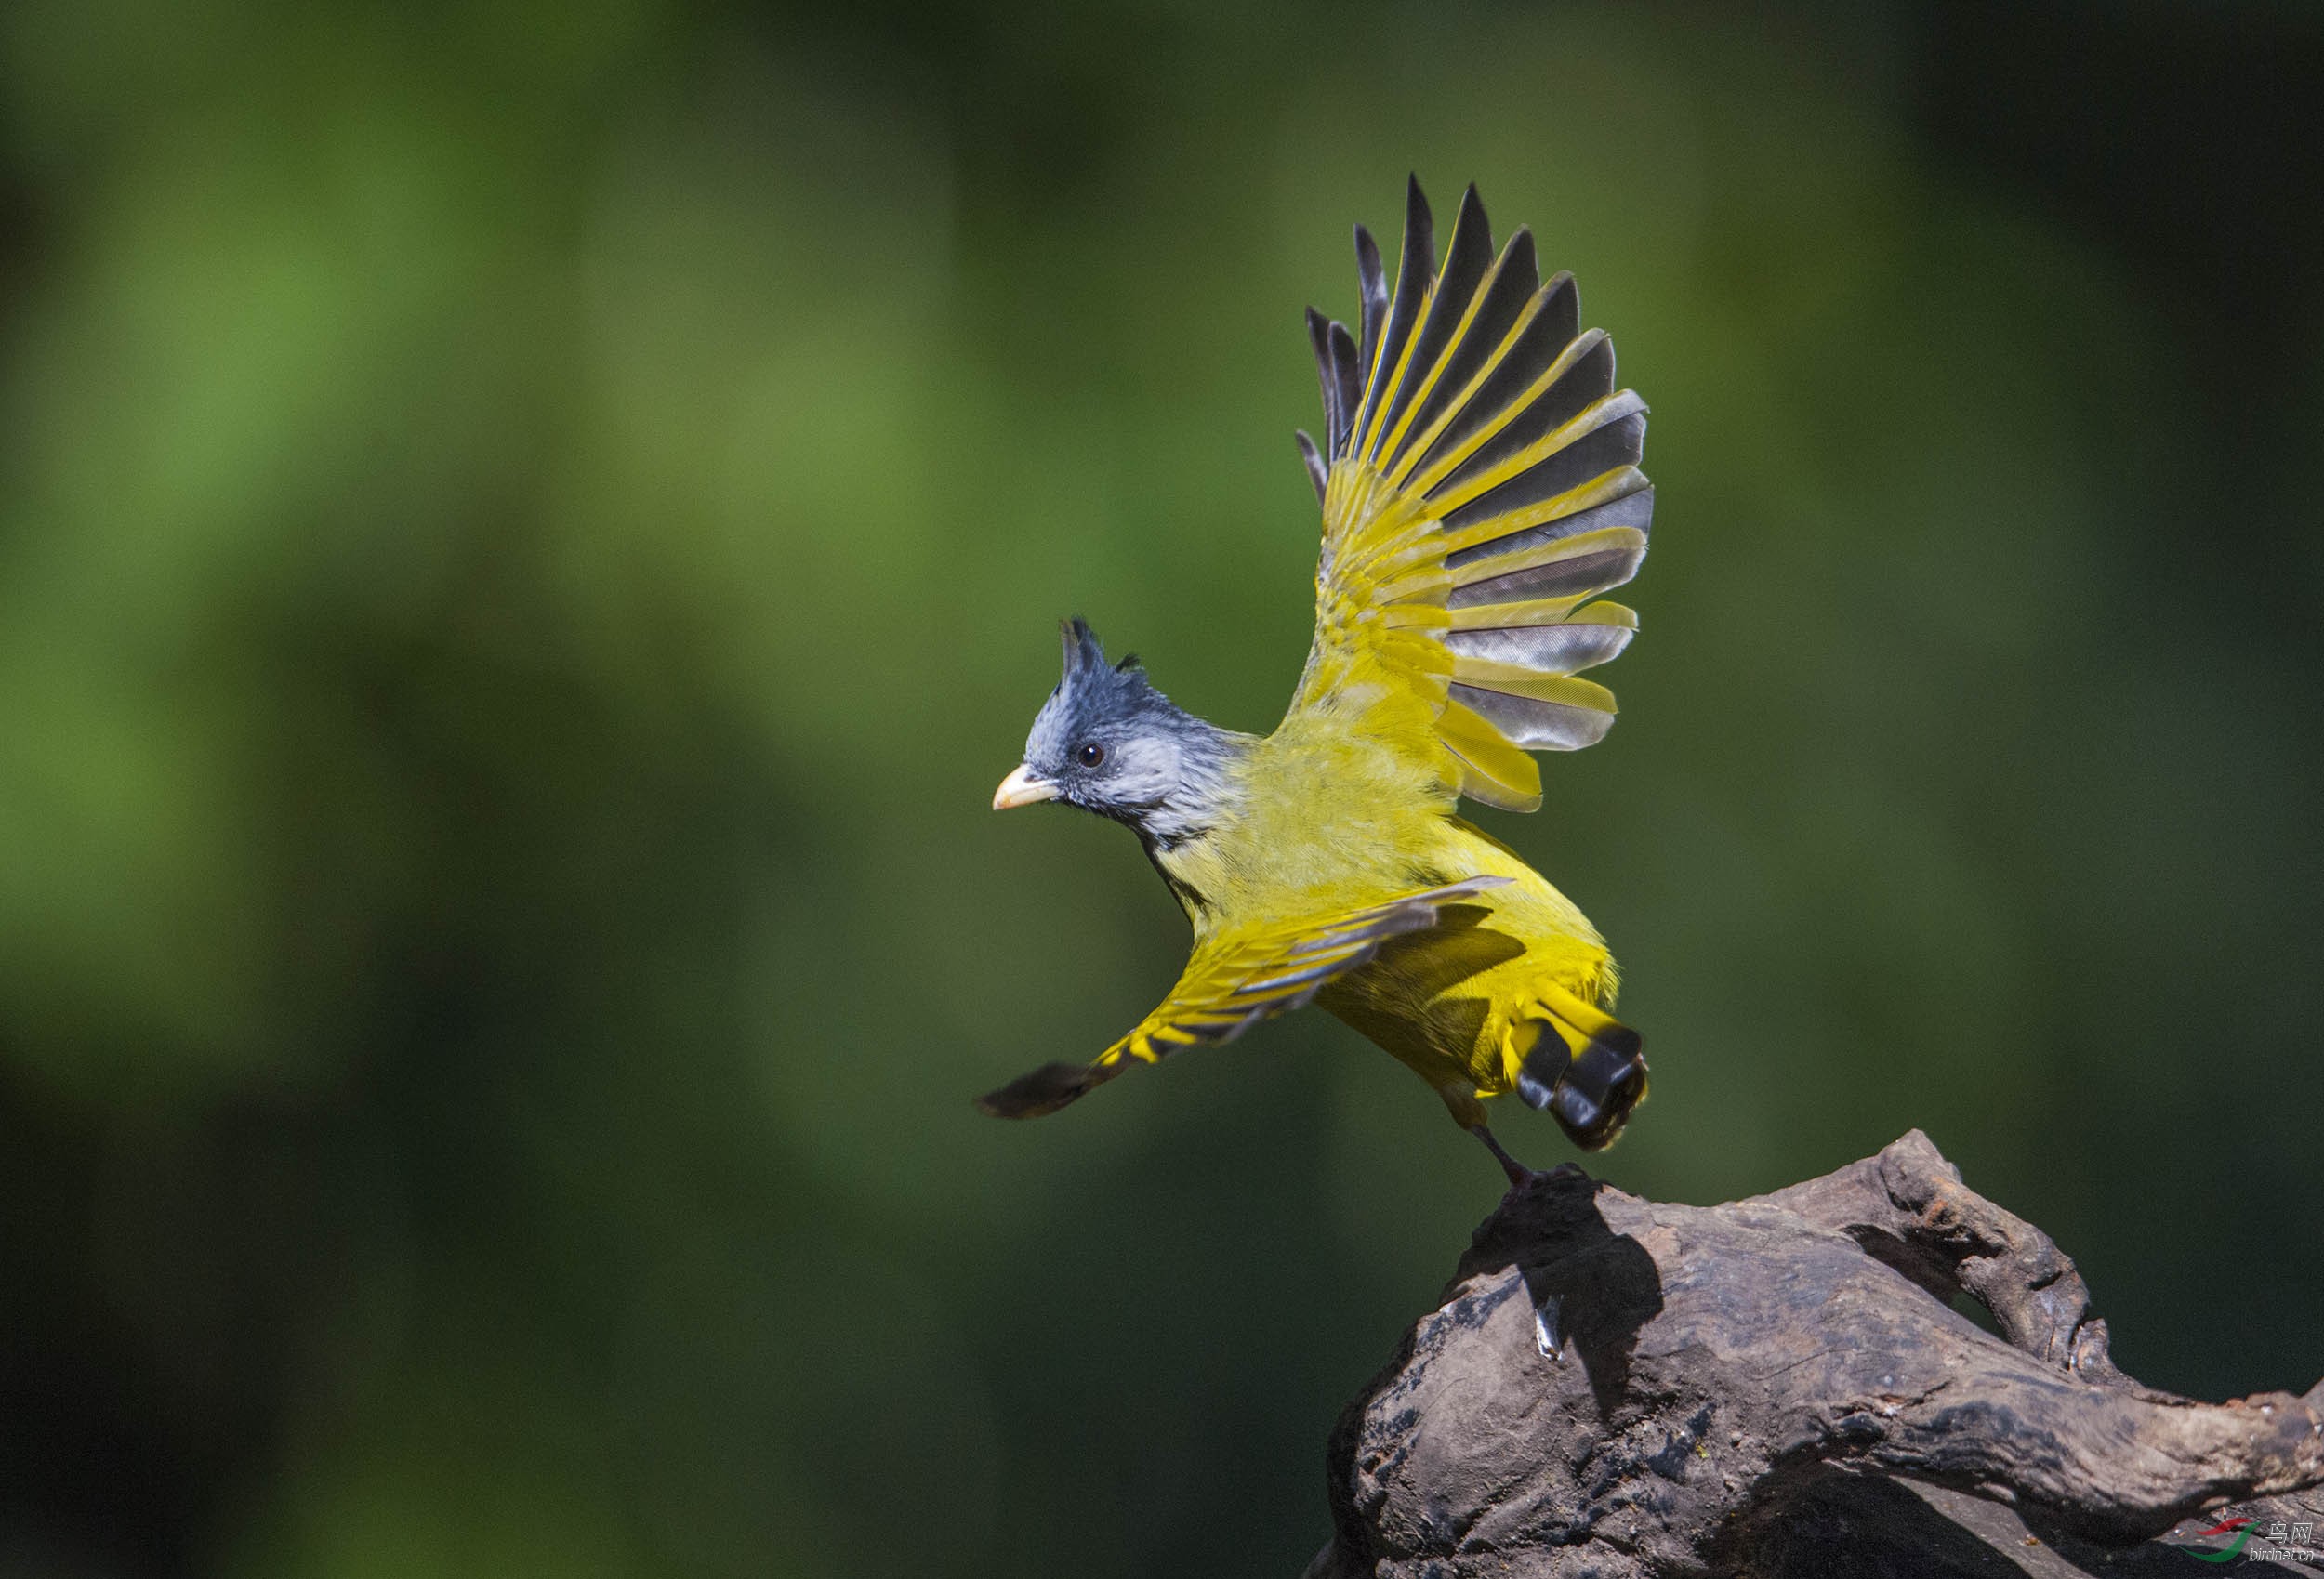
[1518,1029,1649,1151]
[976,1060,1104,1120]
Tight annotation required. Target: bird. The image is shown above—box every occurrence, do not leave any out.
[983,178,1653,1184]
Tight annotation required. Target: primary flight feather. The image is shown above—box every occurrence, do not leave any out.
[984,178,1652,1183]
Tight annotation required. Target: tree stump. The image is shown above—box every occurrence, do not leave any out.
[1309,1131,2324,1577]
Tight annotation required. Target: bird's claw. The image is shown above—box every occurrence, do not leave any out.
[1472,1124,1540,1192]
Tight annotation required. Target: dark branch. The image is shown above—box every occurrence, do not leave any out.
[1311,1131,2324,1578]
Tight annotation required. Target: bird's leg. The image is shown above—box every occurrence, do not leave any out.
[1472,1124,1539,1191]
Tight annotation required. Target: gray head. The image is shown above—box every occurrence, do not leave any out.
[993,617,1242,847]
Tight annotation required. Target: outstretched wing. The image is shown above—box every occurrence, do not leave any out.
[976,875,1509,1118]
[1288,178,1652,813]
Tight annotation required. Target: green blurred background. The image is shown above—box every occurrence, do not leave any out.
[3,1,2320,1573]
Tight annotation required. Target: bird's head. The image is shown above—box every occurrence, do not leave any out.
[994,617,1241,845]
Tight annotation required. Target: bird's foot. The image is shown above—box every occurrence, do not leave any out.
[1472,1124,1545,1195]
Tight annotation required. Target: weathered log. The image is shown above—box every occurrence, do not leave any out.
[1310,1130,2324,1577]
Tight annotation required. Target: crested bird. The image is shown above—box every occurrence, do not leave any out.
[984,178,1653,1184]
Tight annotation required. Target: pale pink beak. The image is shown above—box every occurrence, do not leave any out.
[993,764,1062,810]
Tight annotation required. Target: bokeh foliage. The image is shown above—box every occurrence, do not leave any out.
[3,2,2320,1575]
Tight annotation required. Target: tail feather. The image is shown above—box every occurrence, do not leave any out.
[1512,980,1648,1151]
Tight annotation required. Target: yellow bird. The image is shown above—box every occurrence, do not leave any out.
[984,178,1652,1183]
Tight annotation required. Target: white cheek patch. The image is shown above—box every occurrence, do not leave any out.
[1102,736,1184,804]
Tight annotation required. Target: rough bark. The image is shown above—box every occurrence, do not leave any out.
[1310,1130,2324,1577]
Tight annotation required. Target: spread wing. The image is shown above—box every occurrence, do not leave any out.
[1287,178,1652,813]
[976,875,1508,1118]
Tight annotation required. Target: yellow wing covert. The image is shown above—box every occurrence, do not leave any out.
[976,875,1509,1118]
[1287,178,1653,813]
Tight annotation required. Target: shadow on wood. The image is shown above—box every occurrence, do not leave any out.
[1309,1131,2324,1577]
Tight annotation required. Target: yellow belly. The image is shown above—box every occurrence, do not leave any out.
[1315,822,1616,1126]
[1148,728,1620,1128]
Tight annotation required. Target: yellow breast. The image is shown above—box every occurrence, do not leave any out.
[1152,723,1616,1110]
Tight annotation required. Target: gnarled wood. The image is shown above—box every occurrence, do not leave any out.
[1311,1131,2324,1577]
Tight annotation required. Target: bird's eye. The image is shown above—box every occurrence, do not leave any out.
[1076,743,1106,768]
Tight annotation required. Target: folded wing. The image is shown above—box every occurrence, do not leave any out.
[976,876,1509,1118]
[1287,178,1652,813]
